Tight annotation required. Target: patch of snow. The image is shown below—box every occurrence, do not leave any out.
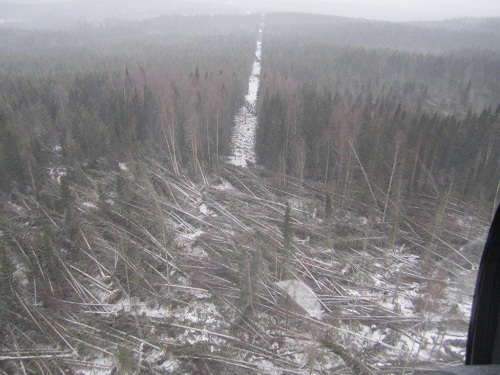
[175,229,204,250]
[12,262,29,289]
[118,162,128,171]
[189,246,209,258]
[220,228,236,237]
[199,203,216,217]
[82,202,97,210]
[228,39,262,167]
[358,324,388,346]
[105,297,180,319]
[158,358,179,373]
[189,289,212,300]
[47,166,67,183]
[257,359,281,375]
[75,354,114,375]
[394,294,416,317]
[246,75,259,104]
[175,302,221,325]
[347,289,361,297]
[372,273,384,287]
[359,216,368,225]
[169,302,228,350]
[276,279,323,319]
[228,107,258,167]
[145,350,179,373]
[269,342,280,350]
[212,179,235,190]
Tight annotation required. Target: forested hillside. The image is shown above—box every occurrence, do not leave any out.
[0,13,498,375]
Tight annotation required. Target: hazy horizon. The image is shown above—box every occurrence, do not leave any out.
[1,0,500,23]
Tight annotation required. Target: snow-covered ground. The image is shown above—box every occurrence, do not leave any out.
[8,160,482,374]
[228,38,262,167]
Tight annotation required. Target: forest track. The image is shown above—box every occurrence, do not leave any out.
[228,26,263,167]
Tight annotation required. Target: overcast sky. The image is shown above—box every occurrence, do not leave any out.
[1,0,499,21]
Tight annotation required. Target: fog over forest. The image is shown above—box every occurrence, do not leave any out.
[1,0,500,25]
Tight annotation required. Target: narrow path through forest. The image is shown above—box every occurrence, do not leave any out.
[228,24,263,167]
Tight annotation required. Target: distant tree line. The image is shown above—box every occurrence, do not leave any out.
[265,13,500,52]
[262,19,500,117]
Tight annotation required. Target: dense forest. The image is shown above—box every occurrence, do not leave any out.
[0,11,499,375]
[0,15,260,195]
[257,14,500,211]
